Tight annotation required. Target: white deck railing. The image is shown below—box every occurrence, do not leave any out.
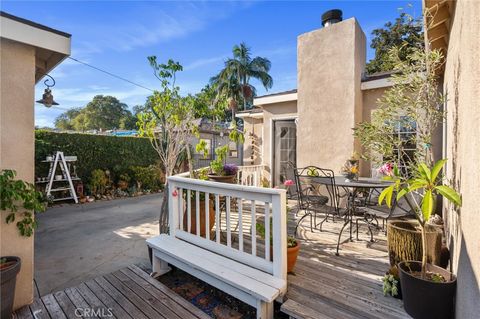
[168,173,287,280]
[237,164,266,187]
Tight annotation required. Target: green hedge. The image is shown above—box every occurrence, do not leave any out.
[35,131,158,185]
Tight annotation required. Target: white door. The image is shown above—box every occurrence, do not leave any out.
[273,120,296,187]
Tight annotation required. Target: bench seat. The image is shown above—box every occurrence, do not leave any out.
[147,234,287,318]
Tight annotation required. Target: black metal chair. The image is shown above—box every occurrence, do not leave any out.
[355,188,414,235]
[293,166,341,235]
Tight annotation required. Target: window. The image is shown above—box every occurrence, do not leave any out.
[388,116,417,174]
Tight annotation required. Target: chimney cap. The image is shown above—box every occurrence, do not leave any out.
[322,9,343,26]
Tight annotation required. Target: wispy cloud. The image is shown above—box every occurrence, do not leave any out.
[184,54,229,71]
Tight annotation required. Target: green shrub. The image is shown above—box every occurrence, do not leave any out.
[35,130,158,185]
[90,169,107,195]
[130,165,161,191]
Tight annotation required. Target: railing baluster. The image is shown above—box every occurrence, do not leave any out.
[215,194,220,243]
[196,191,200,236]
[226,196,231,247]
[205,192,210,240]
[187,189,191,233]
[238,198,243,252]
[179,188,184,231]
[265,202,270,260]
[251,200,256,256]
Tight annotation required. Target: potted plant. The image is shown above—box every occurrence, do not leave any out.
[382,266,402,299]
[379,159,461,319]
[182,169,216,237]
[1,257,21,319]
[1,170,46,319]
[256,217,300,273]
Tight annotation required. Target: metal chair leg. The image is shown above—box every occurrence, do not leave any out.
[336,218,350,256]
[294,211,312,236]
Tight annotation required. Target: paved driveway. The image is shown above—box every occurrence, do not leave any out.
[34,194,161,296]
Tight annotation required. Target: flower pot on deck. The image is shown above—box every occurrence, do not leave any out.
[207,174,236,184]
[1,256,21,319]
[183,199,216,237]
[387,220,442,266]
[398,261,456,319]
[287,242,300,273]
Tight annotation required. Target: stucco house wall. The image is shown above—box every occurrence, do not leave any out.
[0,38,36,309]
[297,18,366,171]
[441,0,480,317]
[242,117,264,166]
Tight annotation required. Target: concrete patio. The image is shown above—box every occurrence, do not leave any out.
[34,194,161,296]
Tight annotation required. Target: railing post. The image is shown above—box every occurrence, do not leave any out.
[272,189,287,280]
[168,178,179,237]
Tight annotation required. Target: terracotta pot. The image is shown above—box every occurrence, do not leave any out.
[207,174,236,184]
[287,242,300,273]
[268,242,300,273]
[183,199,216,237]
[387,220,442,267]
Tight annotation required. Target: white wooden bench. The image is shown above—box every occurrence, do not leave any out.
[147,175,288,319]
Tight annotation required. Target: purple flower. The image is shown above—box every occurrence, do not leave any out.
[223,163,238,176]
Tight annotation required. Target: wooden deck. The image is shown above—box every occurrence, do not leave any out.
[282,208,410,319]
[14,265,210,319]
[14,202,410,319]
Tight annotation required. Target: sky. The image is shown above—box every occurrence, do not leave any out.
[2,0,422,128]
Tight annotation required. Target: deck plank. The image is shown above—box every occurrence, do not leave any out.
[41,294,67,319]
[15,304,33,319]
[80,280,132,319]
[103,272,168,319]
[111,270,183,319]
[127,265,211,319]
[64,287,100,319]
[28,298,50,319]
[93,276,150,319]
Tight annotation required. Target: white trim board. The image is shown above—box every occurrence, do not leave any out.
[1,14,71,55]
[254,92,297,106]
[361,78,393,90]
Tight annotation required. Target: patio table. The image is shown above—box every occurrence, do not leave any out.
[324,177,392,255]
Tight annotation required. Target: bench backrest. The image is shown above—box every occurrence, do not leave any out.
[167,174,287,280]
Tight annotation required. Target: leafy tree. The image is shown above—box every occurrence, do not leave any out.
[366,13,424,74]
[211,42,273,116]
[191,84,227,121]
[54,107,81,130]
[137,57,196,233]
[53,96,137,131]
[82,95,131,130]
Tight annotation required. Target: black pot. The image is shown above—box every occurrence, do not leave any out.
[1,256,21,319]
[398,261,456,319]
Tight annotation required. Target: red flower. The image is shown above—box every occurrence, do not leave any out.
[172,189,178,197]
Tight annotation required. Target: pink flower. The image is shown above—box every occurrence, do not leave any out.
[172,189,178,197]
[378,163,394,176]
[284,179,295,186]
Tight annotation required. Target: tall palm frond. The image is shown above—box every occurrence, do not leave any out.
[211,42,273,114]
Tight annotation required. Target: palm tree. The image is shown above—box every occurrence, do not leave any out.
[211,42,273,117]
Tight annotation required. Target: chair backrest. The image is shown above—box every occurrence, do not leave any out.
[294,166,339,211]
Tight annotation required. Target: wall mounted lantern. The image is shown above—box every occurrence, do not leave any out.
[36,74,59,107]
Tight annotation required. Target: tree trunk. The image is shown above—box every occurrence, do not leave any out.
[159,182,169,234]
[387,220,442,267]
